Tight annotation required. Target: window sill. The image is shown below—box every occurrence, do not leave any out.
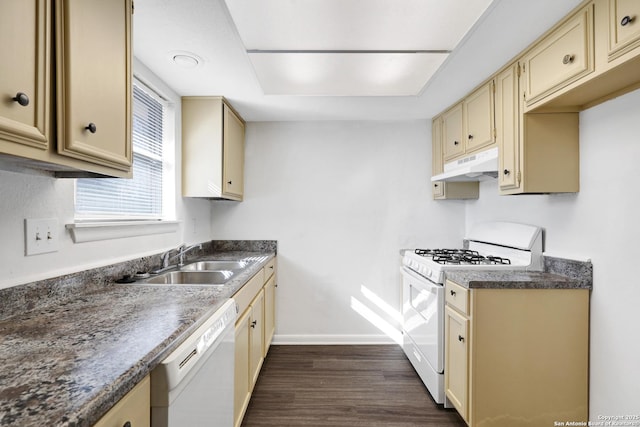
[66,220,180,243]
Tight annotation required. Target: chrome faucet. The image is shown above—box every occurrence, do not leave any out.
[155,243,203,273]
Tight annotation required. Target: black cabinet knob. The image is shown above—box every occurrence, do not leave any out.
[621,15,634,26]
[250,320,257,328]
[12,92,29,107]
[434,183,439,188]
[562,54,574,65]
[504,169,510,175]
[450,290,456,296]
[458,335,465,342]
[227,180,232,185]
[453,140,459,146]
[468,134,473,140]
[85,123,97,133]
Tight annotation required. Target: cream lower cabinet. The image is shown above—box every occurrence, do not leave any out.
[0,0,133,178]
[182,97,245,200]
[233,257,277,427]
[496,63,580,194]
[93,375,150,427]
[444,280,589,427]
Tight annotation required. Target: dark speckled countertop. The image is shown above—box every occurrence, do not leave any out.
[444,269,590,289]
[0,243,276,427]
[445,256,593,289]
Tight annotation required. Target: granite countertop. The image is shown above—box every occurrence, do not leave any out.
[0,248,275,427]
[445,269,592,290]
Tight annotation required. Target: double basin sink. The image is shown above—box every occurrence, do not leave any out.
[139,259,257,286]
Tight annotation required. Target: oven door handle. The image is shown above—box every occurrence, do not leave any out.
[401,266,442,294]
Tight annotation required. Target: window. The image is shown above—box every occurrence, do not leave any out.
[75,79,174,221]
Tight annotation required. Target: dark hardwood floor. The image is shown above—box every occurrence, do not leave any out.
[241,345,467,427]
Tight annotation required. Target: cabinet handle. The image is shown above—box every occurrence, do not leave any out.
[12,92,30,107]
[458,335,465,343]
[453,140,459,146]
[450,290,456,296]
[227,180,232,185]
[468,134,473,140]
[562,54,574,65]
[503,169,510,175]
[250,320,257,328]
[434,183,439,188]
[85,123,97,134]
[123,422,131,427]
[621,15,634,26]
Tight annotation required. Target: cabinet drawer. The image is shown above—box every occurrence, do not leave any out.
[609,0,640,61]
[93,375,150,427]
[522,4,594,107]
[233,269,265,316]
[264,258,276,280]
[432,181,445,198]
[445,280,469,315]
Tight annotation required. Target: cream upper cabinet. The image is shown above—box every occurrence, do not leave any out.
[0,0,50,152]
[182,97,246,201]
[495,64,520,192]
[444,280,589,427]
[608,0,640,60]
[442,103,464,161]
[0,0,133,178]
[498,59,580,194]
[521,3,594,109]
[463,81,495,154]
[431,116,479,200]
[55,0,132,172]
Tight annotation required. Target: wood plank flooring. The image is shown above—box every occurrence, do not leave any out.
[241,345,467,427]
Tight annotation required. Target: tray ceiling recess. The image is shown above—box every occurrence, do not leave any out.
[223,0,494,96]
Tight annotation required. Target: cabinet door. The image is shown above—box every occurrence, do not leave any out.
[496,64,520,192]
[0,0,50,151]
[55,0,132,171]
[93,375,150,427]
[223,104,245,200]
[445,306,469,422]
[234,309,251,427]
[442,104,464,160]
[249,289,265,388]
[522,4,593,107]
[264,275,276,356]
[463,81,495,153]
[431,117,445,199]
[608,0,640,61]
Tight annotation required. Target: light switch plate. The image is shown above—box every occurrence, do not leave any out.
[25,218,59,256]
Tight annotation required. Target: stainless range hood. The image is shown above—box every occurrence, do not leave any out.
[431,147,498,182]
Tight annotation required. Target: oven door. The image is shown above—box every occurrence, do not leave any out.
[401,266,444,373]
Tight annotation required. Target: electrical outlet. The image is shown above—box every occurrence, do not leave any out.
[25,218,59,256]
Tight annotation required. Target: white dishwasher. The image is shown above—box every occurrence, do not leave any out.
[151,298,236,427]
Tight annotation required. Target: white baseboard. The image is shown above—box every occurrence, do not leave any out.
[272,334,397,345]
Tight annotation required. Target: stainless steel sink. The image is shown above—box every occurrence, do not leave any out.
[142,271,234,285]
[181,260,248,271]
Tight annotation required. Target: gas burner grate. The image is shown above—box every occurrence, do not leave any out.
[415,248,512,265]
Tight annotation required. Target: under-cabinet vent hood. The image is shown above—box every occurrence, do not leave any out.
[431,147,498,182]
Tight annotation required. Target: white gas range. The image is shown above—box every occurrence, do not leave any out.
[400,221,543,405]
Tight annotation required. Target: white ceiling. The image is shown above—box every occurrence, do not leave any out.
[133,0,583,121]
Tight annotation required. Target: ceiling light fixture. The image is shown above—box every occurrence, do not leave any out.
[169,51,202,68]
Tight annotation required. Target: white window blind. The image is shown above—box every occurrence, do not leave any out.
[75,81,167,220]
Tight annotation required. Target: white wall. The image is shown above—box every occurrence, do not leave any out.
[465,88,640,417]
[210,121,465,343]
[0,61,212,289]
